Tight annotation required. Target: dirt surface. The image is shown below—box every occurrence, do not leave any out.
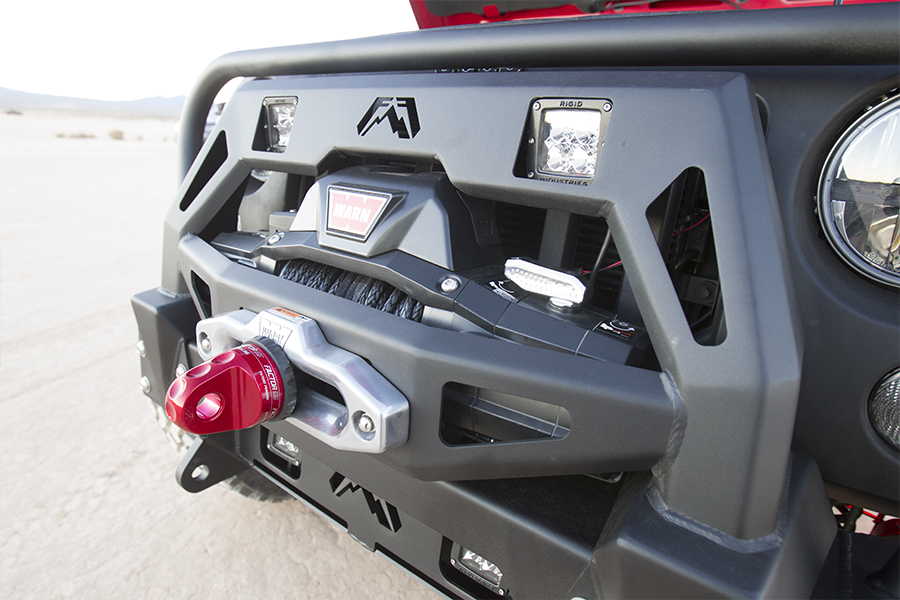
[0,112,442,600]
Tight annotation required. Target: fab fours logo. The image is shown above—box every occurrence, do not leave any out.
[357,97,420,139]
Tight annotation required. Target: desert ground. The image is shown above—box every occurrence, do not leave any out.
[0,111,440,599]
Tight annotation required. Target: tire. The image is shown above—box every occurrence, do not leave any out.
[149,401,291,502]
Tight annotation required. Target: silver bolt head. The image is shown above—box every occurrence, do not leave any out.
[527,171,535,178]
[139,376,151,394]
[549,297,576,309]
[528,137,535,145]
[358,414,375,433]
[135,340,147,357]
[175,363,188,377]
[200,337,212,352]
[440,277,460,294]
[533,102,541,111]
[267,233,281,245]
[603,102,612,111]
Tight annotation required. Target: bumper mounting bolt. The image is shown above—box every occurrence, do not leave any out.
[358,414,375,433]
[440,276,460,294]
[140,376,151,394]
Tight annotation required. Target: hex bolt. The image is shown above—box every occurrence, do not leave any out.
[200,335,212,353]
[139,377,151,394]
[358,414,375,433]
[440,277,460,294]
[267,233,283,245]
[175,363,188,377]
[603,102,612,111]
[135,340,147,357]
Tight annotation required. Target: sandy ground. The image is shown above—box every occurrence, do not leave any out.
[0,112,441,599]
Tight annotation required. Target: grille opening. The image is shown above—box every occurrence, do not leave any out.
[646,167,725,346]
[180,130,228,211]
[573,216,623,314]
[440,382,570,446]
[495,202,546,260]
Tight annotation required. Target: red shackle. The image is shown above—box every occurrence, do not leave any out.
[165,337,296,435]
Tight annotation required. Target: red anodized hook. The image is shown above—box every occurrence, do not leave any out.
[165,337,296,435]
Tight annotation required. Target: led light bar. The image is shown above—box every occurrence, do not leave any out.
[263,97,298,152]
[451,544,506,596]
[528,98,612,183]
[504,257,587,307]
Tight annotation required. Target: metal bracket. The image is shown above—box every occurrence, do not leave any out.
[195,307,409,453]
[176,437,251,493]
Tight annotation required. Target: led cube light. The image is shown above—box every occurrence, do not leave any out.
[529,98,612,182]
[263,97,297,152]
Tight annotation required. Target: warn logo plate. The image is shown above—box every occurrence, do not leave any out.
[326,186,392,241]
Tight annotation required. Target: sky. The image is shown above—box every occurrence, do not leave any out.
[0,0,419,102]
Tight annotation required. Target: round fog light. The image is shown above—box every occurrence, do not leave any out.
[869,368,900,450]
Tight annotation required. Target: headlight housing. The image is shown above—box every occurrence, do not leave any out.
[817,93,900,287]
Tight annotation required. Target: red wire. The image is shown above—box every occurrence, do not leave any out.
[673,213,710,236]
[601,260,623,271]
[581,215,709,276]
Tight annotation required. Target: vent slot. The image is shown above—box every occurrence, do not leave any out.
[573,216,623,314]
[495,202,546,260]
[180,131,228,211]
[440,382,570,445]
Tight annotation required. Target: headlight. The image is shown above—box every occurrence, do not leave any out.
[818,93,900,287]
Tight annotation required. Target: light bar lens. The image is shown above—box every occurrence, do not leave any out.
[818,94,900,287]
[460,549,503,587]
[504,258,586,305]
[539,109,602,178]
[264,97,297,152]
[451,543,505,594]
